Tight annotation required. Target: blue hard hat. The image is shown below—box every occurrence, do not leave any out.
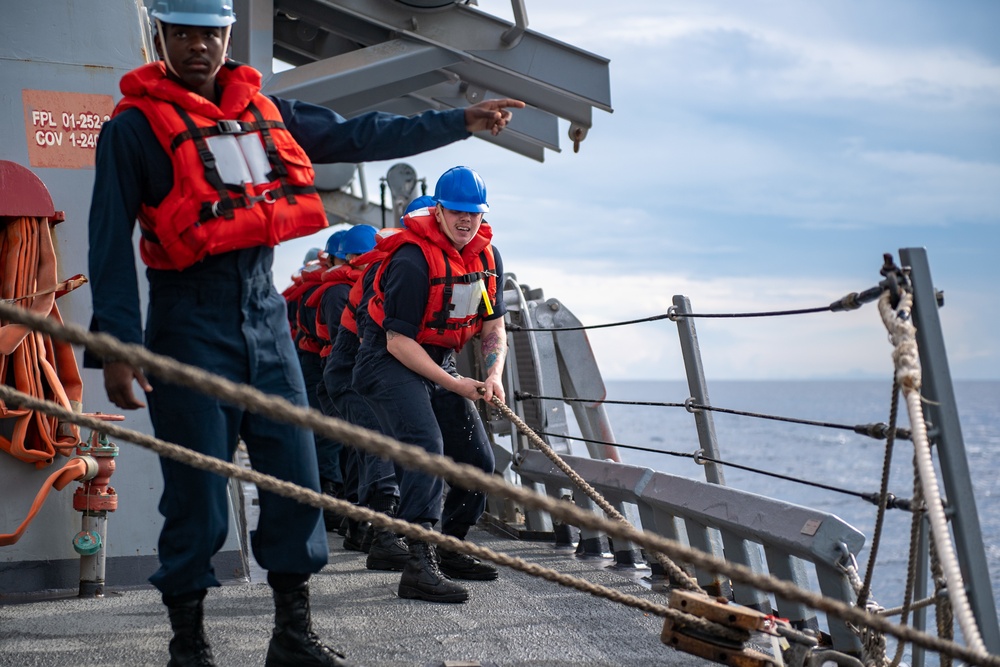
[337,225,378,259]
[149,0,236,27]
[400,195,437,227]
[303,247,321,264]
[325,230,347,258]
[434,166,489,213]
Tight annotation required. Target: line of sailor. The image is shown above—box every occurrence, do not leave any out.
[284,166,506,605]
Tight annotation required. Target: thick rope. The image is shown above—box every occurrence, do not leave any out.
[841,555,890,667]
[858,379,902,610]
[0,384,747,643]
[890,462,926,667]
[0,301,998,667]
[489,395,703,594]
[930,539,955,667]
[878,290,987,655]
[879,593,943,618]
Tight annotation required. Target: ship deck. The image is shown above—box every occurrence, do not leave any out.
[0,526,719,667]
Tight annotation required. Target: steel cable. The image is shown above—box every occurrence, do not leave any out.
[505,282,886,332]
[529,429,914,509]
[516,391,912,441]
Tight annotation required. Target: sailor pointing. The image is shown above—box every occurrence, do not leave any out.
[86,0,523,663]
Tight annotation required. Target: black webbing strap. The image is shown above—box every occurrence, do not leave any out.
[197,184,318,223]
[168,118,286,152]
[429,271,487,286]
[172,103,237,219]
[138,223,160,244]
[429,248,454,332]
[246,103,292,198]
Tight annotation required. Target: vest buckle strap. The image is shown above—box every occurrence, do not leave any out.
[216,119,244,134]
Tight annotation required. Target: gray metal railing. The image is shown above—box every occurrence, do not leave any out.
[514,450,866,653]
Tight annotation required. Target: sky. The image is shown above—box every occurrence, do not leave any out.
[274,1,1000,381]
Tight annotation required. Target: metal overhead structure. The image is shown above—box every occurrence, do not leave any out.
[230,0,612,165]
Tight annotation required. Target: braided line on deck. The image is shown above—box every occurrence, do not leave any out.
[0,384,743,643]
[489,394,704,595]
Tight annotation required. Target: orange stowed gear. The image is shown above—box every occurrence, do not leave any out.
[367,210,497,352]
[115,61,329,271]
[339,229,404,336]
[339,269,367,336]
[282,259,322,340]
[0,216,84,468]
[0,456,90,546]
[286,262,327,354]
[281,272,304,340]
[305,263,363,357]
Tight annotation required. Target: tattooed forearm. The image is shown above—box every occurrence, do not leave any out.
[482,331,506,372]
[386,330,400,340]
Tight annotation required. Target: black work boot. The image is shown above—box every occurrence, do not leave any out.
[321,480,345,533]
[359,525,375,553]
[342,519,369,552]
[365,531,408,571]
[265,583,353,667]
[361,494,398,554]
[165,593,215,667]
[437,546,499,581]
[398,540,468,603]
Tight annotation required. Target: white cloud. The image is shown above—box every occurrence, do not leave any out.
[273,1,1000,380]
[531,4,1000,107]
[506,261,895,380]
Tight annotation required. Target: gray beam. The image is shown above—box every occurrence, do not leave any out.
[311,0,612,109]
[317,190,387,228]
[272,16,360,63]
[275,0,611,130]
[232,0,274,78]
[428,90,560,151]
[346,92,550,162]
[316,71,452,116]
[263,39,461,104]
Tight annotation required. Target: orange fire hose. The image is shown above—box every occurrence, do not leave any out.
[0,216,84,468]
[0,456,89,546]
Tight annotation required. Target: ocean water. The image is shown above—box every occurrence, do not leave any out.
[587,379,1000,658]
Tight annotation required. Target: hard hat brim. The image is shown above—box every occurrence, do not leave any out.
[437,200,489,213]
[150,11,236,27]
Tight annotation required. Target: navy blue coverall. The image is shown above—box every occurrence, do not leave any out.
[323,263,399,508]
[295,281,344,489]
[87,98,470,598]
[352,244,505,538]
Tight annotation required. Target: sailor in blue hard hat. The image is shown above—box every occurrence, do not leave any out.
[312,224,382,553]
[353,166,507,604]
[88,0,526,662]
[288,228,350,543]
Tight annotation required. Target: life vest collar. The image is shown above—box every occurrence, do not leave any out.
[119,60,260,120]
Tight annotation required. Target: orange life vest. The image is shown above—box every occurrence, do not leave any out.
[338,228,404,335]
[114,61,328,270]
[281,270,306,340]
[368,210,497,352]
[305,263,362,357]
[290,264,327,354]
